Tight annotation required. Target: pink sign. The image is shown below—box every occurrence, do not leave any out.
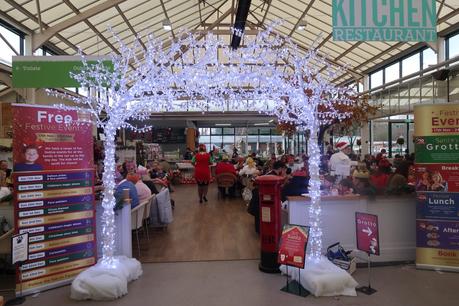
[355,212,380,255]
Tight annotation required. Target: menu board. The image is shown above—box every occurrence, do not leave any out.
[12,104,96,295]
[414,104,459,271]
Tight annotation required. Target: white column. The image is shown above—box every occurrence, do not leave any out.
[23,34,36,104]
[360,122,370,157]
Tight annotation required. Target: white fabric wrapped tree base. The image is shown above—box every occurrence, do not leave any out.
[70,256,142,300]
[280,256,358,297]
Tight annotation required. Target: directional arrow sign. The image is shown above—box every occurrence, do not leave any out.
[362,227,372,236]
[355,212,380,255]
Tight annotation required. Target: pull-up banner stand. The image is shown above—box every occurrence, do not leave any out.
[355,212,379,295]
[12,104,96,297]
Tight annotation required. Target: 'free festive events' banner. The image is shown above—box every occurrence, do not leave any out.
[12,104,96,295]
[414,103,459,272]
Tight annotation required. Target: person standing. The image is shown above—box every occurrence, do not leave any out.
[192,144,213,203]
[329,142,351,177]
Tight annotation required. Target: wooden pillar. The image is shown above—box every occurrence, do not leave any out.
[186,128,196,151]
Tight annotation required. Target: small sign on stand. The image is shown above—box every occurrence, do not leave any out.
[355,212,380,295]
[6,232,29,306]
[278,224,310,297]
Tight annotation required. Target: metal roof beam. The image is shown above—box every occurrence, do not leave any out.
[288,0,315,36]
[4,0,81,53]
[32,0,126,51]
[115,5,146,51]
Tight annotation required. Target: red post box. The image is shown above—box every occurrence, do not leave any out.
[256,175,284,273]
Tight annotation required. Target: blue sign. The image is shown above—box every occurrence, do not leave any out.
[416,192,459,221]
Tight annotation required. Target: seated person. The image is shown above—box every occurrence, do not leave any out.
[138,165,159,194]
[338,178,354,195]
[265,160,287,178]
[239,157,260,177]
[215,155,237,175]
[387,163,412,194]
[128,172,152,203]
[281,171,309,201]
[114,172,140,209]
[150,161,171,189]
[352,170,376,197]
[320,174,336,194]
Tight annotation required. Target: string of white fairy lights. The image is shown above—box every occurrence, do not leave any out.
[48,22,356,265]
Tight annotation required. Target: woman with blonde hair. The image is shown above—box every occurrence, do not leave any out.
[239,157,260,177]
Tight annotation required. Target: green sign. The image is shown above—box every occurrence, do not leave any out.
[415,136,459,164]
[12,56,112,88]
[332,0,437,41]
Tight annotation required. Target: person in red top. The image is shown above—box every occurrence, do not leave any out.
[215,155,237,197]
[192,144,213,203]
[370,158,392,194]
[215,155,236,176]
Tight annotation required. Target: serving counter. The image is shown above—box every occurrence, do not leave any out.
[287,195,416,263]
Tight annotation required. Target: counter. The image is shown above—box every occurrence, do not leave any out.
[288,195,416,262]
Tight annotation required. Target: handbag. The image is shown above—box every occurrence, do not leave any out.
[326,242,351,262]
[242,187,252,202]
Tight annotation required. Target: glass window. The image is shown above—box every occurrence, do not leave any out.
[247,128,259,135]
[199,128,210,136]
[199,135,211,144]
[34,48,44,56]
[259,127,271,135]
[223,128,234,135]
[0,24,21,64]
[384,62,400,83]
[210,135,223,149]
[448,33,459,59]
[371,121,389,155]
[422,48,437,69]
[370,70,383,89]
[402,53,420,77]
[211,128,222,135]
[247,135,258,153]
[235,127,247,135]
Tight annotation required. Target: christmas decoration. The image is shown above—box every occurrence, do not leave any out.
[48,22,357,273]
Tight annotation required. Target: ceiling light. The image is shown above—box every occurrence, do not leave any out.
[297,20,307,31]
[162,19,172,31]
[254,122,269,126]
[215,123,231,126]
[268,119,274,123]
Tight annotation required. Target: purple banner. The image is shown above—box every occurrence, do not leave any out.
[417,220,459,250]
[19,218,93,235]
[28,241,95,261]
[416,192,459,221]
[44,172,93,182]
[17,194,93,210]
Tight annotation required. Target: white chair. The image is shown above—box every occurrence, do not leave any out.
[142,194,155,242]
[130,201,147,258]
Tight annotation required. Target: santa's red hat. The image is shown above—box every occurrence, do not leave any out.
[335,141,349,151]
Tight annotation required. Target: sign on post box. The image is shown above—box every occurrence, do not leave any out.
[256,175,284,273]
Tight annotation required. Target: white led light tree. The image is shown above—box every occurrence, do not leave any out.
[265,46,356,260]
[48,34,185,265]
